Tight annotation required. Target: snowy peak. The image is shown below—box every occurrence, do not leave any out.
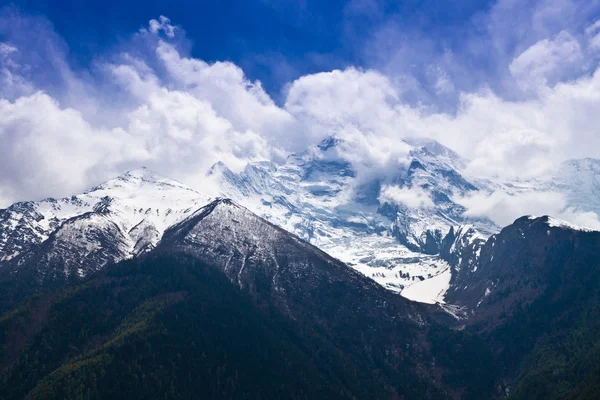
[0,168,212,284]
[403,138,467,170]
[166,197,311,253]
[89,166,199,195]
[203,136,497,303]
[166,198,283,245]
[525,215,598,232]
[317,135,344,151]
[286,135,354,175]
[160,197,395,316]
[206,161,231,177]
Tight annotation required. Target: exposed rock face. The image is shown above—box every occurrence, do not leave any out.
[160,198,424,320]
[444,216,600,329]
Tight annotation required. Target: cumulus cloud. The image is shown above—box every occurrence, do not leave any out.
[0,12,293,202]
[455,191,567,227]
[509,31,583,89]
[146,15,177,38]
[0,92,129,202]
[454,190,600,230]
[2,6,600,232]
[379,185,434,209]
[285,68,398,142]
[282,64,600,181]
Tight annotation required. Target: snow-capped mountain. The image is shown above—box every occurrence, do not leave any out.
[0,167,210,284]
[158,198,426,320]
[205,137,600,303]
[2,137,600,310]
[206,136,498,301]
[0,196,497,399]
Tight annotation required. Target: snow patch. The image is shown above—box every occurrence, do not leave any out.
[545,216,597,232]
[401,267,451,304]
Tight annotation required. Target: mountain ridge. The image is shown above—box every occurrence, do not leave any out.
[2,138,600,309]
[0,197,497,399]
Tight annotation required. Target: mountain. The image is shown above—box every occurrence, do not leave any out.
[443,216,600,319]
[206,138,600,306]
[0,199,497,400]
[1,142,600,398]
[0,167,210,311]
[2,138,599,310]
[2,196,599,399]
[206,136,498,300]
[440,215,600,398]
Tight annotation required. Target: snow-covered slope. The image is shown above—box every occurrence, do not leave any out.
[160,198,395,309]
[204,138,600,303]
[0,167,210,281]
[2,139,600,307]
[205,136,498,299]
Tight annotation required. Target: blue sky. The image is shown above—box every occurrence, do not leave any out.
[10,0,495,97]
[1,0,600,226]
[4,0,597,110]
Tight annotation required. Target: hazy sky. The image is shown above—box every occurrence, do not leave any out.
[1,0,600,226]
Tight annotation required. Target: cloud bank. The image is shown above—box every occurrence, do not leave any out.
[1,5,600,229]
[379,185,435,209]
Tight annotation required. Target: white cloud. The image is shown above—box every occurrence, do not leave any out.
[559,208,600,230]
[147,15,177,38]
[379,185,434,209]
[284,67,399,143]
[0,42,17,56]
[0,92,130,201]
[584,20,600,36]
[585,20,600,52]
[0,42,34,99]
[465,128,556,179]
[455,191,566,226]
[432,67,454,95]
[0,16,289,202]
[154,41,295,147]
[454,190,600,230]
[2,10,600,233]
[589,33,600,51]
[509,30,583,89]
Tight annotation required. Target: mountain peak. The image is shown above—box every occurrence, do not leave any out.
[88,167,198,195]
[526,215,598,232]
[119,166,170,182]
[317,135,344,151]
[206,161,231,176]
[403,137,467,169]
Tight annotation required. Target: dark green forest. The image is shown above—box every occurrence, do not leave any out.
[0,255,386,399]
[0,251,599,399]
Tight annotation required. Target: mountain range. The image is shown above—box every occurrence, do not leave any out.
[206,136,599,303]
[1,137,600,398]
[2,136,598,306]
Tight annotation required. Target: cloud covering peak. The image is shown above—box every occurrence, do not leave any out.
[1,4,600,228]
